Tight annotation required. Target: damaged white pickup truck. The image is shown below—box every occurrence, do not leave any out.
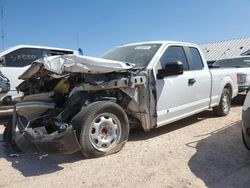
[3,41,238,158]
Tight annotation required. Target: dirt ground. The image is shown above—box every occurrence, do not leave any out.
[0,96,250,188]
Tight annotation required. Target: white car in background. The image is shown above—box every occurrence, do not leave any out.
[213,56,250,93]
[0,45,77,99]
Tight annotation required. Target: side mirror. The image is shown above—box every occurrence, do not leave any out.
[157,61,183,79]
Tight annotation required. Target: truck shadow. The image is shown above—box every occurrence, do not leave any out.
[188,120,250,187]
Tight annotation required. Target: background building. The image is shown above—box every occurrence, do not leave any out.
[200,37,250,64]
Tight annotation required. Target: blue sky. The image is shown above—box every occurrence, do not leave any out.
[2,0,250,56]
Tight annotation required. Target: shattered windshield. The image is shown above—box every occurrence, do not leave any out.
[102,43,161,67]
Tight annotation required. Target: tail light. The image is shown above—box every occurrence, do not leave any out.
[237,73,247,84]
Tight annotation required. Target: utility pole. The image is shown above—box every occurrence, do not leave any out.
[1,0,4,49]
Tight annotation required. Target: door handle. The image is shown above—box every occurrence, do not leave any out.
[188,78,196,86]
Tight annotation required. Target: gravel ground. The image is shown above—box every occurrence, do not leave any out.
[0,97,250,188]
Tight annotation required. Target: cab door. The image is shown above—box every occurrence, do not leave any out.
[155,46,196,127]
[185,47,211,111]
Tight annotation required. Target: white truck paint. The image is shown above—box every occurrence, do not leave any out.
[18,41,238,129]
[136,41,238,127]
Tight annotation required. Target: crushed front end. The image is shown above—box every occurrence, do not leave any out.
[2,54,147,155]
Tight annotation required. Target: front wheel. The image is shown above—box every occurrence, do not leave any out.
[71,101,129,158]
[213,88,231,116]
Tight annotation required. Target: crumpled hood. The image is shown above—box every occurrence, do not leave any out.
[19,54,135,80]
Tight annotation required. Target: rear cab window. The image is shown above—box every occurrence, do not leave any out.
[188,47,204,70]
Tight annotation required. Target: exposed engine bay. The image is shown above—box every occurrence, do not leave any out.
[3,54,154,155]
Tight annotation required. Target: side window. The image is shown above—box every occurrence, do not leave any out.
[160,46,189,70]
[189,47,204,70]
[4,48,44,67]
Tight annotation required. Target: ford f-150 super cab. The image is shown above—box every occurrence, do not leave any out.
[2,41,238,158]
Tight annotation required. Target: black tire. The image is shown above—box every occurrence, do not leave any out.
[213,88,231,116]
[71,101,129,158]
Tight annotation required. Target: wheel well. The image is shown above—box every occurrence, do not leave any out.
[224,83,232,98]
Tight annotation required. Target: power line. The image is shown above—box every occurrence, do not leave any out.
[76,30,79,49]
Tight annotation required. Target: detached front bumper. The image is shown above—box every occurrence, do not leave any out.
[242,108,250,149]
[20,124,81,154]
[5,101,81,154]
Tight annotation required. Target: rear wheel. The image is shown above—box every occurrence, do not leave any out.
[71,101,129,158]
[213,88,231,116]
